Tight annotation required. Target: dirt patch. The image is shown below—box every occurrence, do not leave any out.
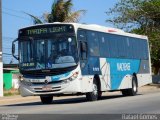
[4,88,20,96]
[138,84,160,94]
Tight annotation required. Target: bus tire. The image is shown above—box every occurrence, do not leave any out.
[40,95,53,104]
[121,75,138,96]
[86,79,99,101]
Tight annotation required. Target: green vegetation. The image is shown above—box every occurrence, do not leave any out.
[27,0,86,24]
[106,0,160,74]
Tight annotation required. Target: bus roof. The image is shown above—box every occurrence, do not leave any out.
[20,22,148,40]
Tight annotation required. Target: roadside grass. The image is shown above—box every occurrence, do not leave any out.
[4,88,20,96]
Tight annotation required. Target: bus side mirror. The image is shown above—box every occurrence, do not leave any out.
[12,44,15,54]
[12,39,19,60]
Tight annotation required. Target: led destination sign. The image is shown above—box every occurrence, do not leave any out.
[19,25,74,37]
[27,26,66,35]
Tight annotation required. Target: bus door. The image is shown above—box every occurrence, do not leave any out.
[77,29,88,75]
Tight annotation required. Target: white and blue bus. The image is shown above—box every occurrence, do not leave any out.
[12,23,152,104]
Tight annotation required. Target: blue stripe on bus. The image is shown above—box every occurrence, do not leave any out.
[106,58,140,90]
[51,72,71,81]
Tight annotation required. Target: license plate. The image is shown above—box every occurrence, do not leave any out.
[42,85,52,91]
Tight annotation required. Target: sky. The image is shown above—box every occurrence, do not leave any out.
[2,0,117,64]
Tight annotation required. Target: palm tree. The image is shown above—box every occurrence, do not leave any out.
[27,0,86,24]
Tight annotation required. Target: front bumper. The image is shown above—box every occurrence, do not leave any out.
[19,79,81,97]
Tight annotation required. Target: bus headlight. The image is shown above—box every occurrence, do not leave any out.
[62,72,79,84]
[19,75,24,81]
[19,76,32,86]
[69,72,79,81]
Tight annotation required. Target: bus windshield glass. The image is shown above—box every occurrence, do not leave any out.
[19,36,78,70]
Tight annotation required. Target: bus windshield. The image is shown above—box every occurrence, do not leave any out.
[19,36,78,70]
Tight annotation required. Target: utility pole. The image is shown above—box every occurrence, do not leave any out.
[0,0,3,97]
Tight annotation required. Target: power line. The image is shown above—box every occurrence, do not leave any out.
[3,53,12,55]
[3,47,11,48]
[3,48,18,50]
[3,56,12,58]
[3,48,11,50]
[2,7,23,14]
[2,47,11,49]
[2,11,30,21]
[2,37,16,45]
[3,36,16,39]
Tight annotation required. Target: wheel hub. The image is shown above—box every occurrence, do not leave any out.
[93,84,98,95]
[133,81,137,92]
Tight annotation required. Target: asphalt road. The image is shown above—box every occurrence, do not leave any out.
[0,87,160,115]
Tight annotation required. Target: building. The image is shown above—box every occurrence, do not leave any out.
[3,64,20,90]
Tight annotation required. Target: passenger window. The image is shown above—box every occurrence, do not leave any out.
[107,34,119,58]
[87,31,100,56]
[99,33,110,57]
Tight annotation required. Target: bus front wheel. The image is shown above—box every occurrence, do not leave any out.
[121,75,138,96]
[40,95,53,104]
[86,79,99,101]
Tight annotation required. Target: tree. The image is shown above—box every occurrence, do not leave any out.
[106,0,160,30]
[106,0,160,74]
[28,0,86,24]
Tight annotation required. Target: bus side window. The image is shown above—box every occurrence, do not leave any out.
[144,41,149,59]
[87,31,100,56]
